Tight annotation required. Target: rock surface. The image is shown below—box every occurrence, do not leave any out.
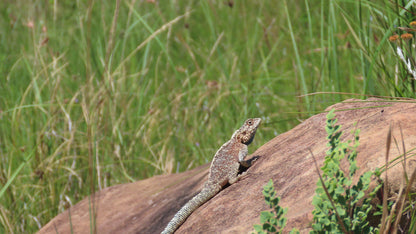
[38,98,416,234]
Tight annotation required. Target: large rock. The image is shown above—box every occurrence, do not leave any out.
[38,98,416,233]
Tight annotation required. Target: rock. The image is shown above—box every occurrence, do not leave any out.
[38,98,416,234]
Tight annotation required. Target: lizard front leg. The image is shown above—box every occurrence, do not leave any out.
[239,158,256,168]
[237,144,254,168]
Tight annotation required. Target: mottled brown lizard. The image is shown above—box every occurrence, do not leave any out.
[161,118,261,234]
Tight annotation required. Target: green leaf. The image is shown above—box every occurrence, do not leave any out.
[259,211,273,223]
[289,228,300,234]
[253,224,264,233]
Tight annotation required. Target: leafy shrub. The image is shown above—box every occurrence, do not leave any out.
[311,109,379,233]
[254,109,382,233]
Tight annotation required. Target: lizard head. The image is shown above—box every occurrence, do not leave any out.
[233,118,261,145]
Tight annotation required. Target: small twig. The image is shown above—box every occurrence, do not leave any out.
[399,124,407,182]
[381,123,392,233]
[391,183,405,234]
[389,124,408,234]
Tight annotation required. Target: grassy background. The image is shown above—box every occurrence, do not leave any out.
[0,0,415,232]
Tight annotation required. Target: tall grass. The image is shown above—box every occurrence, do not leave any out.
[0,0,414,232]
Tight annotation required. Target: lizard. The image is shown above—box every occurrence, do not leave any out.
[161,118,261,234]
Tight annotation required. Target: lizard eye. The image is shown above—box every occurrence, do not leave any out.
[248,120,252,125]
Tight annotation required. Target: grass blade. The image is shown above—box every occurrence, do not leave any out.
[283,0,310,111]
[0,148,36,199]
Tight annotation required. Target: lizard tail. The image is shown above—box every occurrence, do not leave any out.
[161,184,221,234]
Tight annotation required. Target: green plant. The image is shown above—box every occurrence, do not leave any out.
[311,109,379,233]
[254,179,299,234]
[253,179,288,233]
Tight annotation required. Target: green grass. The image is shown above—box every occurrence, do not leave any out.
[0,0,415,232]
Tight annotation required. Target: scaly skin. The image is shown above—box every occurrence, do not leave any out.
[161,118,261,234]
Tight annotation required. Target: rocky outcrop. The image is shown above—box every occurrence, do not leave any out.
[38,98,416,233]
